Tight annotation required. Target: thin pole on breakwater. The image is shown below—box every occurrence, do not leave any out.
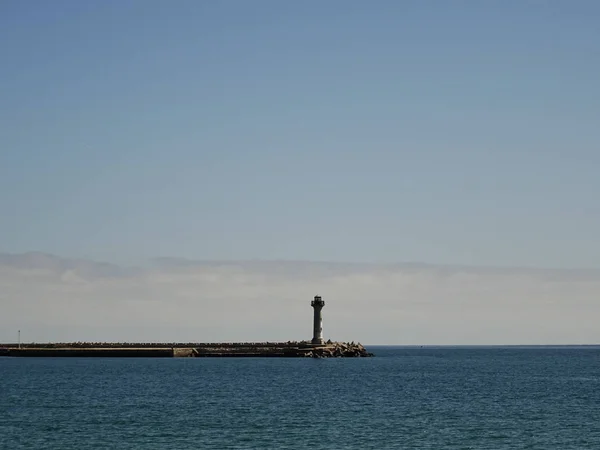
[18,330,20,349]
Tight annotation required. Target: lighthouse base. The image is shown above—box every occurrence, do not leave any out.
[311,337,325,345]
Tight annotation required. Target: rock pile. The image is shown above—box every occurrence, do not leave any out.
[300,342,373,358]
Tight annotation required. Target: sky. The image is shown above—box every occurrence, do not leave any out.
[1,2,600,344]
[1,1,599,268]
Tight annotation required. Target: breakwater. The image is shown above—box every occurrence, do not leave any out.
[0,341,373,358]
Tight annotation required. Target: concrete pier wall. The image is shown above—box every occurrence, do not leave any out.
[0,342,373,358]
[5,348,174,357]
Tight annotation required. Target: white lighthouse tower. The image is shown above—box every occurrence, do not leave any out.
[311,295,325,345]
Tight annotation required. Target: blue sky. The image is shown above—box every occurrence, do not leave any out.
[1,1,599,268]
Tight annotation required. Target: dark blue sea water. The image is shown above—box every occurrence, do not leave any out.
[2,347,600,449]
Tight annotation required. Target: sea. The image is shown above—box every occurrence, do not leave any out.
[1,346,600,449]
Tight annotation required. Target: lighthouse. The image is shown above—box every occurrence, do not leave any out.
[311,295,325,345]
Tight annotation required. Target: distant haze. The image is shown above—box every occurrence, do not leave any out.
[1,252,598,345]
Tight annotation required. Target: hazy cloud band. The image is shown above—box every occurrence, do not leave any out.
[1,253,599,345]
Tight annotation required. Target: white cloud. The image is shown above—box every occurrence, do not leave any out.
[1,253,599,345]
